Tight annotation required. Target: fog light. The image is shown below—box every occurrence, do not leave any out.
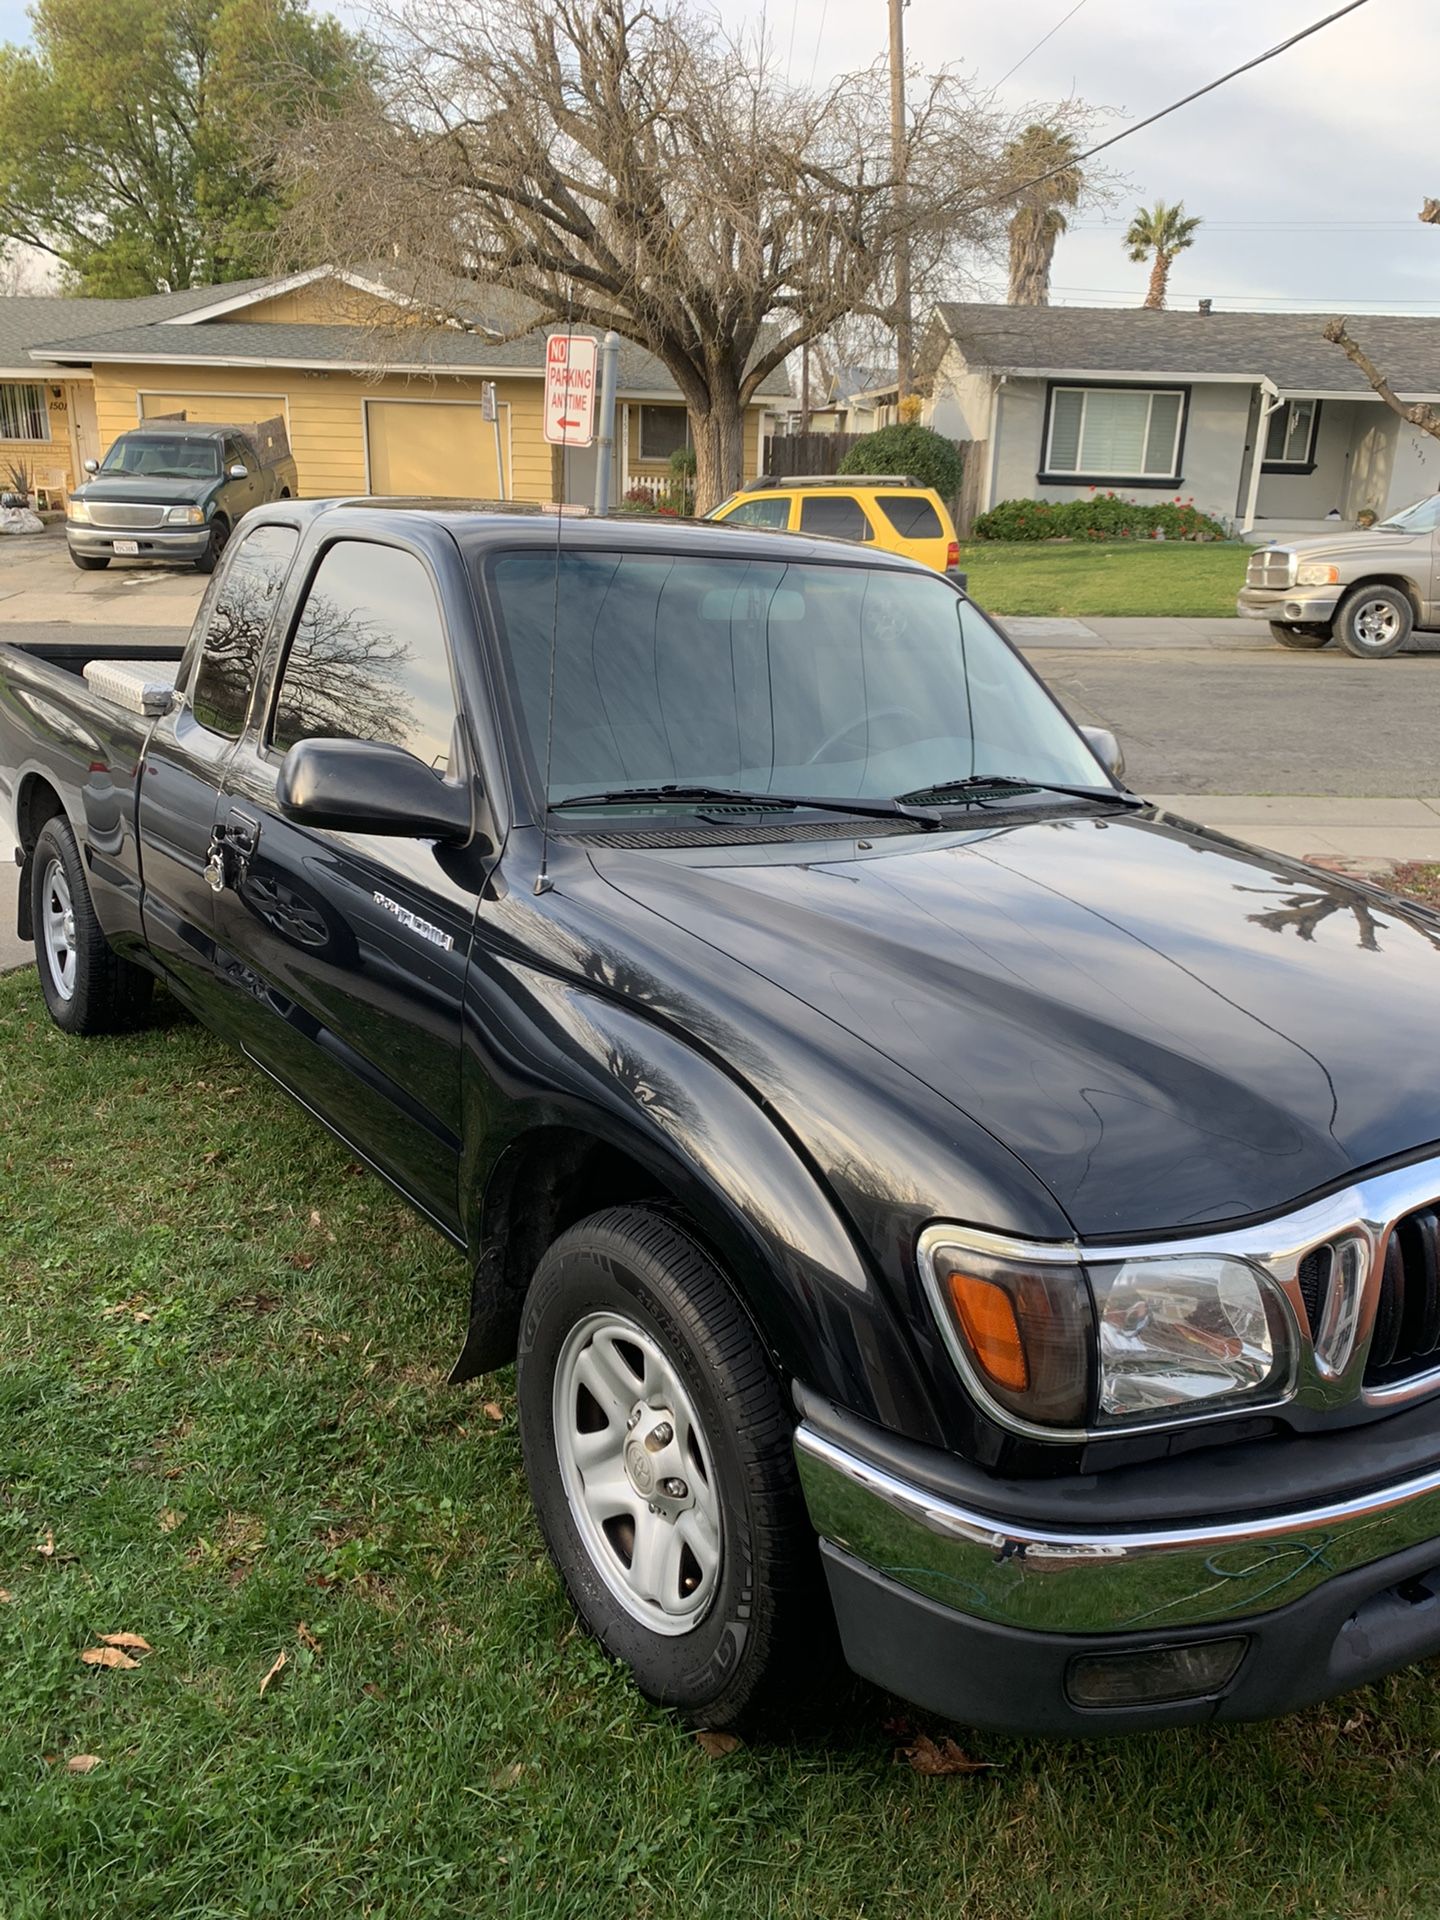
[1065,1636,1248,1708]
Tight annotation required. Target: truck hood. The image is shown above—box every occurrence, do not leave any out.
[595,809,1440,1237]
[1258,528,1427,567]
[75,476,216,506]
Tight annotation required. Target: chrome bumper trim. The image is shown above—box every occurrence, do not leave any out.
[794,1422,1440,1635]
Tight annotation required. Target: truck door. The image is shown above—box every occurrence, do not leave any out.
[138,522,299,1022]
[207,533,478,1237]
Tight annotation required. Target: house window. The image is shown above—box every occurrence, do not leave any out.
[0,383,50,442]
[637,406,690,462]
[1263,398,1320,469]
[1043,386,1185,481]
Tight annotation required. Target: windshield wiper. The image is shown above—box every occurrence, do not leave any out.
[549,783,941,826]
[894,774,1144,808]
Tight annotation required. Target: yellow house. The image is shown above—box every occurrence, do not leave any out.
[5,267,788,505]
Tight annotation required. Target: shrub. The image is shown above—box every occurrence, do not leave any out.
[972,490,1230,542]
[839,424,964,502]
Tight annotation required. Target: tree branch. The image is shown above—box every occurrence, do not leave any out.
[1323,317,1440,441]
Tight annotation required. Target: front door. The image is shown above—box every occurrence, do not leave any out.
[138,522,300,1019]
[208,534,478,1235]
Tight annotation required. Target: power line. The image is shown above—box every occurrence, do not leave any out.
[980,0,1374,210]
[806,0,830,86]
[1045,284,1440,309]
[993,0,1091,91]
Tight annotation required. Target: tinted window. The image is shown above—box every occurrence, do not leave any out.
[270,541,458,772]
[638,406,690,461]
[798,495,871,541]
[720,497,790,529]
[102,434,220,480]
[191,525,298,737]
[488,551,1102,805]
[874,494,943,539]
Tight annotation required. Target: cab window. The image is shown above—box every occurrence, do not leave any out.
[269,540,459,774]
[873,494,944,540]
[720,496,790,529]
[798,494,872,541]
[190,525,298,738]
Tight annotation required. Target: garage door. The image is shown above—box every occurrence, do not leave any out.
[365,400,498,497]
[140,392,288,431]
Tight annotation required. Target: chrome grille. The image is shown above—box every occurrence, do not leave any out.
[1366,1207,1440,1384]
[88,502,167,530]
[1246,548,1293,590]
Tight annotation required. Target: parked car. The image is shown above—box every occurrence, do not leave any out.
[1237,492,1440,657]
[706,473,962,575]
[13,502,1440,1737]
[65,418,298,575]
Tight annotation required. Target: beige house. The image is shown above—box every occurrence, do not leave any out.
[0,266,788,505]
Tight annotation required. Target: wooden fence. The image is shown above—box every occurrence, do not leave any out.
[763,431,864,476]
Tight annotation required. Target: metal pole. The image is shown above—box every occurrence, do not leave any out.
[593,330,621,515]
[888,0,913,402]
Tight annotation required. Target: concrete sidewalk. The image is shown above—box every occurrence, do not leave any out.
[1008,614,1440,654]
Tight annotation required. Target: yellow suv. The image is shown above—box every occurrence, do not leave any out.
[706,475,961,575]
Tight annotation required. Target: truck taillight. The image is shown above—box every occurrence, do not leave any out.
[945,540,960,571]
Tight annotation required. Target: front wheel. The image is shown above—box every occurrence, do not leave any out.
[517,1206,831,1729]
[194,516,229,575]
[30,816,153,1033]
[1336,585,1413,659]
[1270,621,1330,649]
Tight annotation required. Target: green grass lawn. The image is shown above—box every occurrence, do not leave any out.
[961,541,1250,619]
[7,967,1440,1917]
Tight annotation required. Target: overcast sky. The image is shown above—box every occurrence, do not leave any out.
[2,0,1435,313]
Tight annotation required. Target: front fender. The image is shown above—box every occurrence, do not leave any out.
[457,953,949,1440]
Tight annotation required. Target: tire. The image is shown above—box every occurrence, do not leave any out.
[517,1205,832,1730]
[30,816,153,1034]
[1270,621,1330,649]
[70,551,109,571]
[1336,584,1413,659]
[194,516,229,575]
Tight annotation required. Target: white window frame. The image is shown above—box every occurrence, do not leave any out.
[636,404,691,463]
[1263,397,1320,469]
[1042,384,1186,482]
[0,382,51,443]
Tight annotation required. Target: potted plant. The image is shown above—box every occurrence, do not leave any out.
[1,456,33,509]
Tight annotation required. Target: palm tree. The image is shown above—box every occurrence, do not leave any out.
[1124,200,1202,310]
[1004,125,1082,307]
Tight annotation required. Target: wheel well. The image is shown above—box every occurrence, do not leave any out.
[1344,575,1422,622]
[15,772,64,852]
[452,1126,676,1380]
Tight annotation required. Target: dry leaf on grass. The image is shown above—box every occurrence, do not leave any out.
[693,1729,743,1758]
[259,1650,287,1696]
[482,1402,504,1423]
[296,1622,323,1656]
[896,1731,994,1778]
[99,1632,151,1652]
[287,1252,316,1272]
[490,1762,526,1789]
[309,1210,323,1229]
[81,1646,139,1670]
[36,1530,55,1558]
[0,1589,12,1603]
[158,1509,183,1534]
[65,1755,102,1774]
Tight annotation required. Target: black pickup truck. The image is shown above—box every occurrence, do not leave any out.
[9,499,1440,1737]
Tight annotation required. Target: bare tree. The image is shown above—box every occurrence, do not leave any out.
[1324,199,1440,444]
[278,0,1089,510]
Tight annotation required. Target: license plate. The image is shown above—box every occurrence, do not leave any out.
[112,539,139,555]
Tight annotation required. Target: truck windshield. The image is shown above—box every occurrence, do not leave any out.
[487,550,1106,812]
[100,435,220,481]
[1378,494,1440,534]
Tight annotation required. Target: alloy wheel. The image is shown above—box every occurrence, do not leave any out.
[40,857,77,1001]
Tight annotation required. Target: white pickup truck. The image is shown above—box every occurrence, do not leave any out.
[1237,492,1440,658]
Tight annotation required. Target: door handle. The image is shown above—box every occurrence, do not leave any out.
[205,811,260,893]
[226,809,259,858]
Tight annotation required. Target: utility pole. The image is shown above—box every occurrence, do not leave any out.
[888,0,913,402]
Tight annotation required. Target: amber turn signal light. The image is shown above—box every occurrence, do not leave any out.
[946,1271,1029,1393]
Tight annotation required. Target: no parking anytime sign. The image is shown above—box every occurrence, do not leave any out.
[544,333,598,446]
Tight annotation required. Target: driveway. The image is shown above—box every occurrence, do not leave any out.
[0,522,206,629]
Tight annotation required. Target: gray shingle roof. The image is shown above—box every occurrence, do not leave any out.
[0,281,274,368]
[934,302,1440,397]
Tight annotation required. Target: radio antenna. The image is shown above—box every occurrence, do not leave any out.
[535,293,576,897]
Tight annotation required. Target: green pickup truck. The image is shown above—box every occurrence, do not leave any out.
[65,417,299,574]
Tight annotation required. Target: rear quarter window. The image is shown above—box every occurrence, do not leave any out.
[873,494,944,540]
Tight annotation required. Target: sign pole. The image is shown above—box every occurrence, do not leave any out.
[593,331,621,515]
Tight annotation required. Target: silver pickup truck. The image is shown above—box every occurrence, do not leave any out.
[1237,492,1440,658]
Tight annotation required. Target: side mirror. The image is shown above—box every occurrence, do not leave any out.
[228,463,248,480]
[83,457,99,474]
[1080,725,1125,782]
[276,737,472,842]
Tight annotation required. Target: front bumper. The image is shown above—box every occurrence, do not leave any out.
[67,524,211,562]
[1237,584,1344,624]
[796,1419,1440,1734]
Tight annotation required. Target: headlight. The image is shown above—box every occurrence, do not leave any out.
[1296,562,1340,586]
[66,499,90,523]
[923,1234,1296,1433]
[165,505,205,525]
